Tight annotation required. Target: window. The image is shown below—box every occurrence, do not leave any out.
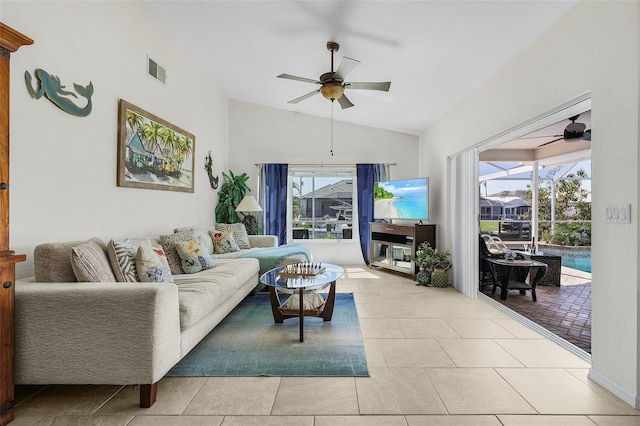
[288,166,356,241]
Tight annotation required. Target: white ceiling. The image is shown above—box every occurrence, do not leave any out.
[143,1,578,136]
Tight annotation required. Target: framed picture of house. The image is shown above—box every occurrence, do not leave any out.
[117,99,195,192]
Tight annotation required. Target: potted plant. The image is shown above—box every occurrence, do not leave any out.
[412,242,451,287]
[215,170,250,224]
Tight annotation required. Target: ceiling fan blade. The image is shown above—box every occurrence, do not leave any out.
[337,94,354,109]
[277,73,320,84]
[346,81,391,91]
[288,89,320,104]
[335,57,360,81]
[537,137,564,147]
[520,134,562,140]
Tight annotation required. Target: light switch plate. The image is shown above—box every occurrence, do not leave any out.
[606,203,631,224]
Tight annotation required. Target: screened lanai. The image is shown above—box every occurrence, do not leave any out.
[477,109,592,354]
[479,109,592,247]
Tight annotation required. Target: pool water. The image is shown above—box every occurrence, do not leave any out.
[561,256,591,273]
[538,244,592,274]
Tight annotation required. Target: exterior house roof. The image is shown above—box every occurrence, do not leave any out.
[126,132,148,156]
[480,196,530,208]
[301,179,353,201]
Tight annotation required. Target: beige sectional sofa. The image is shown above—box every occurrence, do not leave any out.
[14,226,308,408]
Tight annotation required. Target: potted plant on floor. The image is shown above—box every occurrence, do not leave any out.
[412,242,451,287]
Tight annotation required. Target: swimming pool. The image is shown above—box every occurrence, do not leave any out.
[560,256,591,273]
[538,244,591,274]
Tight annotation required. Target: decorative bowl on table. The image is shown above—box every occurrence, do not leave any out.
[504,251,517,260]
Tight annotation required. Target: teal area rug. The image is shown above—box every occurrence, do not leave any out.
[167,293,369,377]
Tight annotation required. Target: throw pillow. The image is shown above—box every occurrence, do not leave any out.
[135,245,174,283]
[215,223,250,250]
[281,293,325,311]
[175,239,215,274]
[70,238,117,283]
[106,239,139,282]
[159,230,195,275]
[210,228,240,254]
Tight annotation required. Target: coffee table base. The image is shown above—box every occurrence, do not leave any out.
[268,281,337,342]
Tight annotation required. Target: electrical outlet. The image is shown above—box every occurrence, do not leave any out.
[606,203,631,224]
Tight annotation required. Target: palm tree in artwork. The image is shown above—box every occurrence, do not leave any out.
[126,111,143,137]
[158,127,177,171]
[174,135,193,171]
[142,121,162,169]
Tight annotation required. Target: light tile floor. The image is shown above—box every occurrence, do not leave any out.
[12,266,640,425]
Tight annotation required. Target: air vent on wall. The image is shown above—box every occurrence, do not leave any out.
[147,56,166,84]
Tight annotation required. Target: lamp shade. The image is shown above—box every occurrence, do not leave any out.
[235,195,263,212]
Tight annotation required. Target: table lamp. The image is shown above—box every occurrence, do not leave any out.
[235,195,263,235]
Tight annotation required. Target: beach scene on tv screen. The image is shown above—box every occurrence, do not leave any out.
[374,178,429,220]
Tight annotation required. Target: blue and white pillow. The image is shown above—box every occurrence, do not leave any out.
[175,239,215,274]
[210,228,240,254]
[135,245,174,283]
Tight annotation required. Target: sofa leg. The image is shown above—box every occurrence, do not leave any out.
[140,383,157,408]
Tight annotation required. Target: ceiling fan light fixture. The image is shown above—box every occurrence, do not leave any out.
[320,82,344,101]
[564,115,587,141]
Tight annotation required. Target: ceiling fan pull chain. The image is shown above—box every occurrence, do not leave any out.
[330,101,334,156]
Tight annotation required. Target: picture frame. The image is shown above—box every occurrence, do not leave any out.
[117,99,195,192]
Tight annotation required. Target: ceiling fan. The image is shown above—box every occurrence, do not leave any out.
[277,41,391,109]
[524,115,591,147]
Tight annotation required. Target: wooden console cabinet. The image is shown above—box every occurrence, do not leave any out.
[0,23,32,426]
[369,222,436,278]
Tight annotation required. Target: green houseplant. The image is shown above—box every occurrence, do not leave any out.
[214,170,250,224]
[412,242,451,286]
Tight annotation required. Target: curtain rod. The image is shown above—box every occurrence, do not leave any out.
[254,163,397,167]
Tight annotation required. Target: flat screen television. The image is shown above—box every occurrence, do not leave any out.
[374,177,429,221]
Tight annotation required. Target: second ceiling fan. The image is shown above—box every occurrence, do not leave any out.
[277,41,391,109]
[524,114,592,147]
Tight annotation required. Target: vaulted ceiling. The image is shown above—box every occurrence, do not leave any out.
[143,1,577,136]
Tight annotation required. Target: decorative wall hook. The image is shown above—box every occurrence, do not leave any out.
[205,151,219,189]
[25,68,93,117]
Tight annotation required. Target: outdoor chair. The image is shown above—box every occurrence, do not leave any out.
[479,234,511,291]
[482,234,509,255]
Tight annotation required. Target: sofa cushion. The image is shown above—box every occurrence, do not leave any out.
[173,258,259,330]
[135,245,174,283]
[107,239,139,282]
[70,238,117,283]
[34,240,85,282]
[215,223,251,249]
[175,239,215,274]
[210,228,240,254]
[159,230,196,275]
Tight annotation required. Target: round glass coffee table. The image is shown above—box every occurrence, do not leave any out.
[260,263,344,342]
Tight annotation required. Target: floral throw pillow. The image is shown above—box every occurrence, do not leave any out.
[210,228,240,254]
[135,245,174,283]
[159,230,196,275]
[175,239,215,274]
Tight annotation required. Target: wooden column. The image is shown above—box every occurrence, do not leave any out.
[0,23,32,426]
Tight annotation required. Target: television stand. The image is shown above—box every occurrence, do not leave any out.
[369,222,436,278]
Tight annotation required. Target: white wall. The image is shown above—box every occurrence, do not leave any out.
[228,100,419,264]
[420,1,640,406]
[5,1,230,278]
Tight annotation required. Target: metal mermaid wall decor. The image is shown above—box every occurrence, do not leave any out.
[24,68,93,117]
[205,151,219,189]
